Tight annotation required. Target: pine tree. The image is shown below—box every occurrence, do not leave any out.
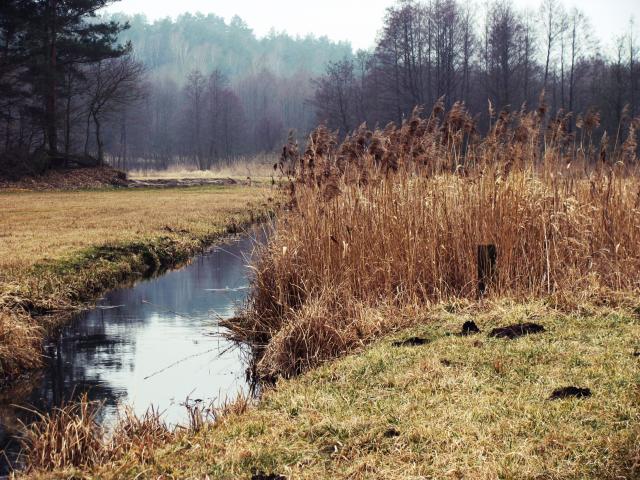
[3,0,129,155]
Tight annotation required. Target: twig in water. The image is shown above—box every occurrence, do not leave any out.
[141,300,190,318]
[143,344,237,380]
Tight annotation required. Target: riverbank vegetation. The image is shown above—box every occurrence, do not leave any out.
[20,100,640,479]
[20,302,640,479]
[0,184,272,379]
[128,153,277,182]
[230,101,640,379]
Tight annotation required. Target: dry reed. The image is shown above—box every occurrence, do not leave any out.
[18,394,105,471]
[17,391,254,475]
[230,101,640,378]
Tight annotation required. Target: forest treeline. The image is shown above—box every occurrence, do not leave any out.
[1,0,638,174]
[0,1,350,174]
[106,12,352,169]
[315,0,638,142]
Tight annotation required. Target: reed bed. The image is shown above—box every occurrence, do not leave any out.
[18,394,105,471]
[229,100,640,378]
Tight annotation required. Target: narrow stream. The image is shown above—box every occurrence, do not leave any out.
[0,234,259,474]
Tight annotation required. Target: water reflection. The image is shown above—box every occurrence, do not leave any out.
[0,234,258,474]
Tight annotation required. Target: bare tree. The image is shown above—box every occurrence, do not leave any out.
[84,55,146,165]
[630,20,638,117]
[485,1,524,108]
[540,0,566,90]
[184,69,206,168]
[313,59,358,134]
[566,9,591,117]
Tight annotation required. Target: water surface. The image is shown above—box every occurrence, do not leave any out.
[0,234,258,473]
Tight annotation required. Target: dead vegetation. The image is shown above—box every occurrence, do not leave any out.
[228,99,640,378]
[16,391,252,476]
[128,153,278,182]
[0,166,128,190]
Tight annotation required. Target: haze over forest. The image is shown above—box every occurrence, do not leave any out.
[1,0,638,171]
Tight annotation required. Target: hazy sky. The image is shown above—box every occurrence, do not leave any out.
[103,0,638,51]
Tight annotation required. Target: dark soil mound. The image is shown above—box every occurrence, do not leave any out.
[549,386,592,400]
[0,166,128,190]
[489,323,545,340]
[460,320,481,336]
[393,337,431,347]
[383,427,401,438]
[252,473,286,480]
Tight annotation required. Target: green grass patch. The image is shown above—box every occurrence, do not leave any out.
[64,302,640,480]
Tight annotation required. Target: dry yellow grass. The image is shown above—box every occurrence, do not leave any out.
[25,302,640,479]
[0,184,273,378]
[128,154,277,182]
[230,104,640,379]
[0,185,269,273]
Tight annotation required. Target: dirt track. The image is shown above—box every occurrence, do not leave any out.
[0,167,242,191]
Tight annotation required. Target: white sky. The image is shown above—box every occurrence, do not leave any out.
[103,0,638,51]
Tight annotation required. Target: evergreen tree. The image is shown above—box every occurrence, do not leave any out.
[1,0,129,155]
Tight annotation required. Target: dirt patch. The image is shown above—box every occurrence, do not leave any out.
[0,167,128,190]
[549,387,592,400]
[489,323,545,340]
[460,320,481,336]
[392,337,431,347]
[128,178,239,188]
[383,427,401,438]
[252,472,286,480]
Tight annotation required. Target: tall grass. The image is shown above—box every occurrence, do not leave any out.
[128,153,278,181]
[228,100,640,378]
[17,392,251,474]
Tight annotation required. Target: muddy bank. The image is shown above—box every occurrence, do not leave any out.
[127,178,240,188]
[0,166,243,191]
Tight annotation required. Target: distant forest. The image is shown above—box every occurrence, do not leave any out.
[314,0,638,144]
[0,3,351,173]
[0,0,638,173]
[106,13,353,168]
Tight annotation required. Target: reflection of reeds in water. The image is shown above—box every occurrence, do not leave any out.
[0,371,44,440]
[227,100,640,379]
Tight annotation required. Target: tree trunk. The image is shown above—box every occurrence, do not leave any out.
[46,0,58,154]
[93,112,103,166]
[64,76,72,165]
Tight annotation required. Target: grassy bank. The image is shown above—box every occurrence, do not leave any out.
[24,302,640,479]
[128,154,277,182]
[0,185,272,379]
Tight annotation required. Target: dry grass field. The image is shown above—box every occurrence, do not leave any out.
[0,186,269,273]
[127,154,277,182]
[0,184,273,378]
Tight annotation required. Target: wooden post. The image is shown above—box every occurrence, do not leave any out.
[477,244,497,297]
